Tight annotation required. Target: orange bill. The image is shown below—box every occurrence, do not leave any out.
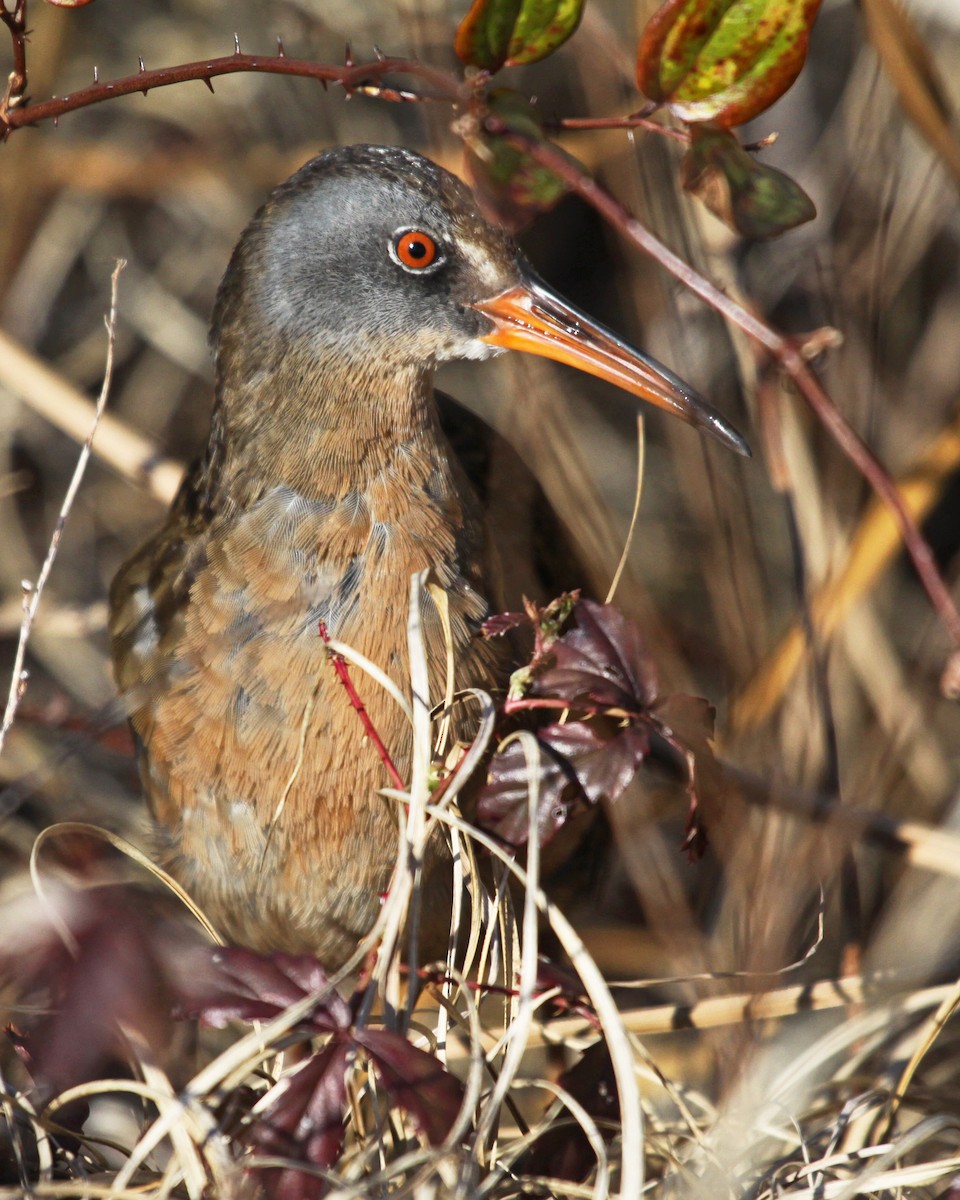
[473,276,750,457]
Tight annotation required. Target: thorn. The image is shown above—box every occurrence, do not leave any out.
[234,32,241,55]
[373,44,385,61]
[203,77,215,94]
[320,78,328,91]
[93,65,98,83]
[276,35,285,57]
[138,55,145,72]
[344,41,353,68]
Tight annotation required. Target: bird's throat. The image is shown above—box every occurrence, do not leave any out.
[209,352,448,509]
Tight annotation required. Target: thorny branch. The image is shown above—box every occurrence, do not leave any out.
[0,48,462,135]
[0,260,125,758]
[0,0,27,117]
[3,18,960,689]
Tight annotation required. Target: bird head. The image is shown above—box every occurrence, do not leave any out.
[212,144,748,456]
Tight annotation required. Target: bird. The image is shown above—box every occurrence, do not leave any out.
[109,144,748,968]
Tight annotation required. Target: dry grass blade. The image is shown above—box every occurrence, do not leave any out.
[731,409,960,731]
[861,0,960,188]
[0,326,183,506]
[0,261,125,756]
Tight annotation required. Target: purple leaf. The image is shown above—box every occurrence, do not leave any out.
[482,610,528,638]
[521,1043,619,1181]
[247,1040,351,1200]
[477,733,580,846]
[543,721,651,806]
[478,720,650,847]
[533,600,658,711]
[172,947,350,1034]
[20,901,175,1095]
[354,1027,465,1145]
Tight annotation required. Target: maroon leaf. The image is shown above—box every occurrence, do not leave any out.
[533,599,658,712]
[455,0,584,71]
[477,733,579,846]
[172,947,350,1034]
[5,896,176,1095]
[521,1043,619,1181]
[680,124,815,239]
[482,610,528,638]
[546,720,651,805]
[247,1040,351,1200]
[354,1027,465,1145]
[478,720,650,846]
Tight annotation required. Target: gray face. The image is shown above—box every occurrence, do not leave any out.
[222,145,521,367]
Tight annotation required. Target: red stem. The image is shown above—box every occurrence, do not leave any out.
[551,113,689,144]
[318,621,406,793]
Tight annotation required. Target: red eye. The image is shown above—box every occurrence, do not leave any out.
[393,230,439,270]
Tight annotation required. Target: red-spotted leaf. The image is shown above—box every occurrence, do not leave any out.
[506,0,585,65]
[355,1027,465,1144]
[532,599,659,712]
[466,89,571,231]
[637,0,823,128]
[247,1040,351,1200]
[681,123,815,238]
[172,947,350,1034]
[456,0,584,71]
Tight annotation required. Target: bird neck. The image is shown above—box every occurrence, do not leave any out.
[205,349,447,510]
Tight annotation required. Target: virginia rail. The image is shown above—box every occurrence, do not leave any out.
[110,145,747,967]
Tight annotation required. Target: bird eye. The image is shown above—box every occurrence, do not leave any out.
[391,229,441,272]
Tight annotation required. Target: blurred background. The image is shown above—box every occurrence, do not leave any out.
[2,0,960,1033]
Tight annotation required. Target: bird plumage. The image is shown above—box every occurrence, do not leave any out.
[110,144,746,966]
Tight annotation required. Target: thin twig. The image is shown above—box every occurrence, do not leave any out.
[318,620,406,791]
[551,112,688,144]
[0,259,125,758]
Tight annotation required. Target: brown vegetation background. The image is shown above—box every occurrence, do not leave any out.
[3,0,960,1101]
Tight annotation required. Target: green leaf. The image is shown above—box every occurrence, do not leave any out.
[506,0,585,65]
[637,0,823,128]
[465,89,572,231]
[680,124,816,239]
[456,0,522,70]
[455,0,584,71]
